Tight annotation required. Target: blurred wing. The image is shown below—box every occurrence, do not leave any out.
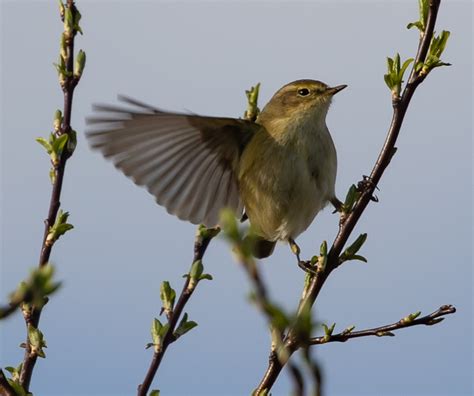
[86,96,258,226]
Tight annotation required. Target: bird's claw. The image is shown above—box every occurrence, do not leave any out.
[358,175,379,203]
[297,260,318,275]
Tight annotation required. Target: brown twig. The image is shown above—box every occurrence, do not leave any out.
[137,228,218,396]
[254,1,447,393]
[19,1,83,390]
[309,305,456,345]
[0,370,16,396]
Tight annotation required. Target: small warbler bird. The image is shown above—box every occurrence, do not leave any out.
[86,80,346,258]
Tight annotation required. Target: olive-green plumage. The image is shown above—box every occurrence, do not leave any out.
[86,80,346,258]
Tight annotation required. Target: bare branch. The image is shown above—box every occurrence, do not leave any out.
[309,305,456,345]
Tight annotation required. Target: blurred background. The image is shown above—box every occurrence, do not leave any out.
[1,1,472,395]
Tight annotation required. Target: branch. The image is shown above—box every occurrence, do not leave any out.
[0,370,16,396]
[137,227,219,396]
[254,1,449,392]
[309,305,456,345]
[19,0,84,390]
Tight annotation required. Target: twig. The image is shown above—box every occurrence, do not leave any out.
[0,370,16,396]
[19,1,83,390]
[309,305,456,345]
[254,1,447,393]
[0,304,19,321]
[137,228,218,396]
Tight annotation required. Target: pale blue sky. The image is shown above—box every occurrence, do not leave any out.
[1,1,472,395]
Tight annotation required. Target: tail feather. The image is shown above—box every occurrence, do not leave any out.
[251,236,276,259]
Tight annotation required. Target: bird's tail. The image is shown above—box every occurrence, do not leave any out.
[248,235,276,259]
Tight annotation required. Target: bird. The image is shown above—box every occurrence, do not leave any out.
[86,79,346,259]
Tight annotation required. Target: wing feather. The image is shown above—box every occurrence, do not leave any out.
[86,96,259,226]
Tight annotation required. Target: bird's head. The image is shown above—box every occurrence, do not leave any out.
[258,79,347,132]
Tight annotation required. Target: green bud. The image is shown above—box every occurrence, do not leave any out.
[160,281,176,315]
[53,109,63,133]
[46,209,74,247]
[59,33,67,61]
[244,82,261,121]
[74,49,86,79]
[58,0,65,19]
[28,325,47,358]
[64,7,74,39]
[401,311,421,325]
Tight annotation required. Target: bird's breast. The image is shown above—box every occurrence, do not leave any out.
[238,124,337,241]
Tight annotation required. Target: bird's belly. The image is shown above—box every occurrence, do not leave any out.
[240,153,331,242]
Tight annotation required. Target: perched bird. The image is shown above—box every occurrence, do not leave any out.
[86,79,346,258]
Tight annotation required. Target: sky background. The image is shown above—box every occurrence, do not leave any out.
[1,1,472,396]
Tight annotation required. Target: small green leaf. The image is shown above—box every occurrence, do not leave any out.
[174,313,198,339]
[51,133,69,155]
[189,259,203,285]
[351,255,367,263]
[199,273,213,281]
[343,184,359,212]
[160,281,176,314]
[344,233,367,257]
[400,58,414,79]
[149,391,160,396]
[220,208,240,242]
[58,0,65,18]
[64,7,74,37]
[322,322,336,336]
[36,137,53,153]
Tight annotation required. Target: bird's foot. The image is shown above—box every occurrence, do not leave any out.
[297,260,318,275]
[358,175,379,202]
[289,238,318,275]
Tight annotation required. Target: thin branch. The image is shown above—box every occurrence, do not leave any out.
[254,1,448,393]
[137,228,218,396]
[0,370,16,396]
[0,303,19,321]
[19,0,83,390]
[309,305,456,345]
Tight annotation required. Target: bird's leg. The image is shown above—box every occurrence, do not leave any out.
[289,238,317,275]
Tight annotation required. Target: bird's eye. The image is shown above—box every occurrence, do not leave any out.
[297,88,310,97]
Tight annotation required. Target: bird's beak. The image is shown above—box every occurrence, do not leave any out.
[326,84,348,96]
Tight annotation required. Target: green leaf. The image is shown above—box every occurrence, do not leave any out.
[344,233,367,257]
[51,133,69,155]
[189,260,203,280]
[151,318,164,351]
[36,137,53,153]
[351,255,367,263]
[199,273,213,281]
[264,303,290,331]
[149,391,160,396]
[407,21,423,30]
[322,322,336,336]
[174,313,198,339]
[400,58,414,80]
[220,208,240,241]
[160,281,176,314]
[28,325,47,358]
[64,7,74,36]
[343,184,359,211]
